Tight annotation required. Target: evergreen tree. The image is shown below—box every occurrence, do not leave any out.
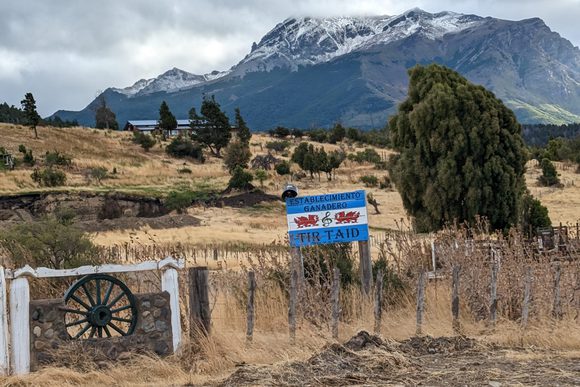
[158,101,177,134]
[520,191,551,237]
[95,97,119,130]
[538,158,561,187]
[191,96,231,157]
[20,93,40,139]
[235,108,252,145]
[388,64,527,232]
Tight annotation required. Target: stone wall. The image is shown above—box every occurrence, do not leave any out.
[29,292,173,370]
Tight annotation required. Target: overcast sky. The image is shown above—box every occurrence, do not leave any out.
[1,0,579,117]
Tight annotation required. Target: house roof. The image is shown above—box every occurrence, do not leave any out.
[126,119,191,126]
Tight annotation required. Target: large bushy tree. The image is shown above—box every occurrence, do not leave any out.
[20,92,40,138]
[388,64,527,232]
[95,96,119,130]
[191,96,231,157]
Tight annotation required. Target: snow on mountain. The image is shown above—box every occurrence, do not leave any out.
[113,8,486,95]
[235,8,484,73]
[112,68,230,97]
[111,78,155,96]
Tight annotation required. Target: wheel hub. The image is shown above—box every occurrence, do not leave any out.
[88,305,112,327]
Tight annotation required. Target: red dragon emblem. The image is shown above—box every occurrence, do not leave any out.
[294,215,319,228]
[335,211,360,224]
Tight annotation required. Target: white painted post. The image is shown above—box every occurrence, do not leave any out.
[0,268,9,375]
[161,267,181,352]
[10,277,30,375]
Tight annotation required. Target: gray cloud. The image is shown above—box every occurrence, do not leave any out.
[0,0,578,116]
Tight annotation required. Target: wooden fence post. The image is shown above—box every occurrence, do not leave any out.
[552,263,562,319]
[358,240,372,295]
[331,268,340,339]
[0,268,9,376]
[188,267,211,337]
[161,263,182,351]
[288,269,297,344]
[490,259,498,327]
[374,268,384,334]
[451,265,460,334]
[416,271,426,336]
[522,267,532,328]
[290,247,304,289]
[246,271,256,343]
[10,276,30,375]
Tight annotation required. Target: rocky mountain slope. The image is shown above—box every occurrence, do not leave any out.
[53,8,580,129]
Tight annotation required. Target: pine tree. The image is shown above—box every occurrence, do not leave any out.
[235,108,252,145]
[20,92,40,139]
[95,96,119,130]
[192,96,232,157]
[158,101,177,134]
[388,64,527,232]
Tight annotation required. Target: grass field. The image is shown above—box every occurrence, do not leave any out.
[1,123,580,385]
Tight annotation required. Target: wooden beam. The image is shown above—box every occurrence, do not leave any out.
[10,277,29,375]
[161,266,182,352]
[0,268,9,375]
[358,240,372,295]
[5,258,185,279]
[189,267,211,336]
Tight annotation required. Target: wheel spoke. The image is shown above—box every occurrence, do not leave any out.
[111,316,132,323]
[70,294,91,310]
[110,304,131,314]
[74,323,91,339]
[103,282,115,305]
[107,292,125,308]
[107,322,126,335]
[89,326,96,338]
[65,318,88,328]
[81,284,96,306]
[103,325,112,338]
[96,279,101,304]
[98,326,102,338]
[60,307,88,316]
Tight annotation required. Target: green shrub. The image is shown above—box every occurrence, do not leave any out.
[166,136,205,162]
[88,166,108,183]
[360,174,378,187]
[228,166,254,190]
[275,161,291,175]
[0,216,100,269]
[31,168,67,187]
[348,148,381,164]
[538,158,561,187]
[265,140,290,153]
[45,150,72,167]
[520,191,551,237]
[223,140,251,172]
[268,126,290,138]
[165,190,196,213]
[177,167,192,174]
[372,257,407,305]
[379,175,392,190]
[254,168,268,187]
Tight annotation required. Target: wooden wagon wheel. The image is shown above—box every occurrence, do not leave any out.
[63,274,138,339]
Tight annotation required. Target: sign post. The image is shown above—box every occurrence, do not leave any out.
[285,190,371,293]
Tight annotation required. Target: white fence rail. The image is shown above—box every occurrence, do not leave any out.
[0,257,185,376]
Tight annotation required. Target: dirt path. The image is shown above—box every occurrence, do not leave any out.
[210,332,580,386]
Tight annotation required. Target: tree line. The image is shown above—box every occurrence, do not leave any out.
[0,100,78,129]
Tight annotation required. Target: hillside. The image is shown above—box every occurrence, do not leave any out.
[53,9,580,129]
[1,124,579,248]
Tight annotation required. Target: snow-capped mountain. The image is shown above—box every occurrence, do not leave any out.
[235,9,483,73]
[53,8,580,129]
[112,68,230,97]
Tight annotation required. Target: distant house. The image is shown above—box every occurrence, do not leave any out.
[123,119,191,137]
[124,119,238,137]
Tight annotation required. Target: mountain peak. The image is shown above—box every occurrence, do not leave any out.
[235,8,483,73]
